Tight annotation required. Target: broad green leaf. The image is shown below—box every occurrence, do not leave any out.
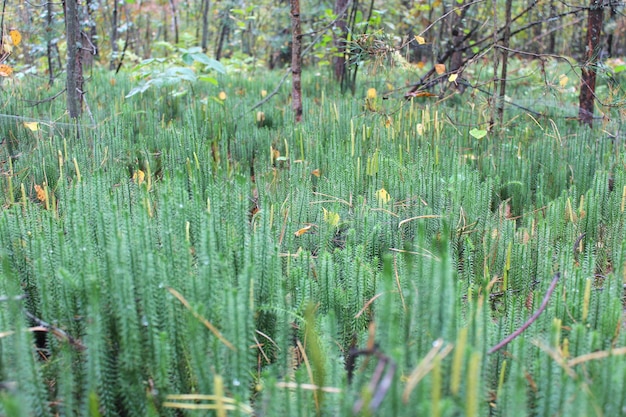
[469,128,487,139]
[198,76,218,85]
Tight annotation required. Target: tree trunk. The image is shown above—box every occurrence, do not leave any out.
[332,0,349,83]
[169,0,180,45]
[82,0,97,69]
[291,0,302,123]
[110,0,118,70]
[578,0,605,127]
[64,0,83,119]
[46,0,55,84]
[201,0,210,52]
[497,0,513,124]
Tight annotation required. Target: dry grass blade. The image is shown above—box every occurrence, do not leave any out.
[166,287,236,351]
[398,214,443,228]
[296,338,319,411]
[402,339,454,403]
[275,382,342,393]
[568,346,626,367]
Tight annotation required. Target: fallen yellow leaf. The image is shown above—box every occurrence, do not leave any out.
[9,30,21,46]
[415,35,426,45]
[133,169,145,185]
[323,207,340,227]
[34,184,46,202]
[0,64,13,77]
[376,188,391,204]
[435,63,446,75]
[294,224,313,237]
[23,121,39,131]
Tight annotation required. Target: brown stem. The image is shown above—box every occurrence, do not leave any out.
[488,272,561,354]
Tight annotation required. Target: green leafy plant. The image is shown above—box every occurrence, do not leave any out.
[126,46,225,98]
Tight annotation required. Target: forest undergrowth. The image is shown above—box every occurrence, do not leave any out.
[0,65,625,416]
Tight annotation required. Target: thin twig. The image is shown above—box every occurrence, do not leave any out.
[23,310,86,351]
[488,272,561,354]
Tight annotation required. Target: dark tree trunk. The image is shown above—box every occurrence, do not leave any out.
[201,0,210,52]
[215,24,229,60]
[110,0,118,70]
[497,0,513,124]
[291,0,302,123]
[548,0,557,54]
[64,0,83,119]
[169,0,180,45]
[332,0,349,82]
[578,0,605,127]
[46,0,55,84]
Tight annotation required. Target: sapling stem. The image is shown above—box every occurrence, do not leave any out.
[488,272,561,354]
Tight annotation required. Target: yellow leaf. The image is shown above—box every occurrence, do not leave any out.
[416,61,426,69]
[435,63,446,75]
[261,89,267,97]
[415,35,426,45]
[9,30,21,46]
[367,88,377,99]
[448,73,458,83]
[218,91,227,100]
[133,169,145,185]
[311,169,321,177]
[559,74,568,87]
[323,207,340,227]
[0,64,12,76]
[23,122,39,131]
[294,224,313,237]
[271,146,280,161]
[416,123,424,136]
[34,184,46,202]
[385,116,392,128]
[375,188,391,204]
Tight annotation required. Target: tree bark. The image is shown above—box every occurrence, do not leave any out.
[291,0,302,123]
[64,0,83,119]
[578,0,605,127]
[110,0,118,70]
[168,0,180,45]
[332,0,349,83]
[201,0,210,52]
[46,0,55,84]
[497,0,513,124]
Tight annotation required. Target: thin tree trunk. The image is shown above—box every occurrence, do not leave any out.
[110,0,118,70]
[332,0,349,82]
[201,0,210,52]
[578,0,605,127]
[64,0,83,119]
[548,0,557,54]
[169,0,180,45]
[497,0,513,124]
[46,0,54,84]
[215,24,228,60]
[82,0,97,69]
[291,0,302,123]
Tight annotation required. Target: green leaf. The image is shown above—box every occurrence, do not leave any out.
[198,76,218,85]
[613,64,626,74]
[469,128,487,139]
